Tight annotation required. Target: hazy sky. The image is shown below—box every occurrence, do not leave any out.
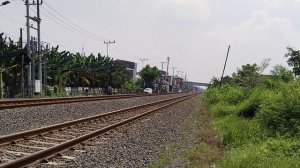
[1,0,299,82]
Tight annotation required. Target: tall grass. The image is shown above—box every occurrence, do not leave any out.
[204,79,300,168]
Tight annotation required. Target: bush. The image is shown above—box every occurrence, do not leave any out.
[257,80,300,136]
[237,89,273,118]
[204,85,246,106]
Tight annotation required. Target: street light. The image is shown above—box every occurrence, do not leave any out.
[0,1,10,6]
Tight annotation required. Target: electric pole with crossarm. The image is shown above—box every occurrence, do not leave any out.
[104,40,115,57]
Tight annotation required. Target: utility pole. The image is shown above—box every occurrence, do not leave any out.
[31,36,35,96]
[37,0,42,95]
[44,44,49,94]
[161,62,166,72]
[139,58,148,69]
[172,67,176,76]
[166,57,170,92]
[171,67,176,92]
[24,0,43,96]
[25,0,32,97]
[104,41,115,95]
[220,45,231,86]
[104,40,115,57]
[20,28,24,98]
[159,62,166,93]
[166,57,170,77]
[81,44,85,56]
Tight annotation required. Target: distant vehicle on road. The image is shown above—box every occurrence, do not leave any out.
[144,88,153,94]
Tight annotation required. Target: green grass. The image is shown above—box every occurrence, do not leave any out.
[219,138,300,168]
[214,115,269,148]
[203,80,300,168]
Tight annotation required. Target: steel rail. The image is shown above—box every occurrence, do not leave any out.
[0,93,174,110]
[0,93,191,145]
[0,94,195,168]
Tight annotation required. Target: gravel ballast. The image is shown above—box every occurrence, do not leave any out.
[64,95,201,168]
[0,94,186,136]
[0,94,201,167]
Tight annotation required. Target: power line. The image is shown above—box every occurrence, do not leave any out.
[28,6,75,52]
[40,6,102,41]
[40,8,101,42]
[43,1,108,41]
[42,1,139,59]
[0,11,25,26]
[32,1,139,61]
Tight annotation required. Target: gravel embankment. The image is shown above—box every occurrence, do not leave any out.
[0,94,186,136]
[64,95,200,168]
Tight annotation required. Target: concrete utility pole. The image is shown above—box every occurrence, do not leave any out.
[171,67,176,92]
[104,41,115,95]
[24,0,43,96]
[172,67,176,76]
[221,45,231,86]
[166,57,170,77]
[139,58,148,69]
[44,43,50,94]
[20,28,25,98]
[161,62,166,73]
[37,0,42,95]
[104,41,115,57]
[25,0,32,96]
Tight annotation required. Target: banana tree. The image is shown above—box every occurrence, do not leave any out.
[45,46,72,94]
[0,33,20,98]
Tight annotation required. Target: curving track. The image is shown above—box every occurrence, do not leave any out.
[0,93,196,168]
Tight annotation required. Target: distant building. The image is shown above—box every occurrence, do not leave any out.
[115,59,137,80]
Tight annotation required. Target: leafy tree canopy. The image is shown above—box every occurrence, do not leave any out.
[285,47,300,76]
[232,64,260,88]
[140,65,160,88]
[270,65,294,83]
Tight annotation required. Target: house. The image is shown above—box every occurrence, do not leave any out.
[115,59,137,81]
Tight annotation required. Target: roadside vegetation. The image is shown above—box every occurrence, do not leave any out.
[203,47,300,167]
[0,33,160,98]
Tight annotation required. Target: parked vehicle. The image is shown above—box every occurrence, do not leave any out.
[144,88,153,94]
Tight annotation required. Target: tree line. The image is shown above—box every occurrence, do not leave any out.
[0,33,132,97]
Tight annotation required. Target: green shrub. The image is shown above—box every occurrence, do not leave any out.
[204,85,246,106]
[237,89,273,118]
[203,87,222,105]
[257,80,300,136]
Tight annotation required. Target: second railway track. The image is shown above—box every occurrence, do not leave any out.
[0,93,171,110]
[0,93,196,168]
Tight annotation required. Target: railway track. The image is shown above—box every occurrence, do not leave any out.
[0,93,171,110]
[0,93,196,168]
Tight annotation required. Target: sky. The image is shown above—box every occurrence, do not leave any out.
[1,0,300,83]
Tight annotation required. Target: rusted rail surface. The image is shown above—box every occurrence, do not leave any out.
[0,93,196,168]
[0,93,173,110]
